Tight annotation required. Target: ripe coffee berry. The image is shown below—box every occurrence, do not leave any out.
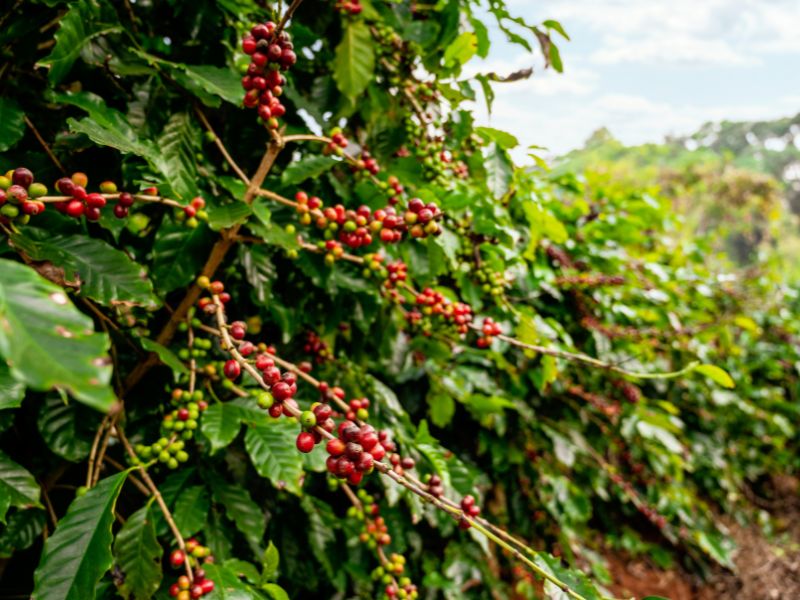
[296,431,316,453]
[170,549,185,567]
[223,359,241,380]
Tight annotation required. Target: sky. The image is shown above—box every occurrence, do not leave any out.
[467,0,800,160]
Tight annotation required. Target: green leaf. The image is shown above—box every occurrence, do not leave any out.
[261,541,279,581]
[140,338,189,377]
[151,224,214,293]
[207,472,266,554]
[32,470,129,600]
[534,553,602,600]
[201,563,255,599]
[37,396,96,462]
[0,97,25,152]
[38,0,122,84]
[0,450,41,523]
[0,362,25,410]
[245,420,306,495]
[113,502,162,600]
[208,203,253,231]
[695,364,735,388]
[0,508,46,558]
[201,403,244,453]
[0,259,114,411]
[428,392,455,427]
[52,91,139,142]
[281,155,339,186]
[543,19,570,41]
[179,65,243,106]
[11,229,157,307]
[262,583,290,600]
[443,32,478,68]
[484,143,513,199]
[173,485,209,538]
[475,127,518,150]
[67,116,157,159]
[240,245,275,305]
[333,21,375,100]
[153,112,200,201]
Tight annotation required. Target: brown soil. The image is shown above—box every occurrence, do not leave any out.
[605,476,800,600]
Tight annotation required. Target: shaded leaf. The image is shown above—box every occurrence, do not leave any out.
[0,259,114,411]
[32,470,129,600]
[37,396,96,462]
[173,485,209,538]
[113,502,162,600]
[0,97,25,152]
[0,450,41,523]
[281,156,338,186]
[245,420,305,495]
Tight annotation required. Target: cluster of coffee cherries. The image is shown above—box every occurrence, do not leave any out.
[362,254,409,289]
[457,495,482,530]
[294,189,443,247]
[241,22,295,129]
[303,331,331,363]
[167,540,215,599]
[373,556,417,599]
[325,421,388,486]
[554,273,625,288]
[424,473,445,498]
[174,197,209,229]
[567,385,620,418]
[196,279,232,314]
[414,288,473,334]
[352,150,380,176]
[295,402,337,452]
[133,388,207,469]
[335,0,363,14]
[612,379,641,404]
[608,472,667,530]
[322,127,349,156]
[475,317,502,348]
[473,264,510,298]
[0,167,48,223]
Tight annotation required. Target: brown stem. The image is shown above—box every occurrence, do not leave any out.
[194,106,250,185]
[276,0,305,33]
[86,415,111,487]
[115,424,194,583]
[24,116,65,174]
[125,142,282,394]
[102,456,151,496]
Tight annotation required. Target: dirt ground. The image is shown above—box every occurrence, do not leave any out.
[605,476,800,600]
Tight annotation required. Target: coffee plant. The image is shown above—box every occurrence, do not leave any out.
[0,1,798,599]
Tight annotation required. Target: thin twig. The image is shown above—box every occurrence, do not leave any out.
[24,116,65,174]
[114,424,194,583]
[194,106,250,185]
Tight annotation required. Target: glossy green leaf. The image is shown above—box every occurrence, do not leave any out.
[38,0,121,84]
[0,508,46,558]
[333,21,375,100]
[0,97,25,152]
[281,156,338,186]
[0,450,41,523]
[0,259,114,411]
[32,470,129,600]
[173,485,209,538]
[207,472,266,554]
[484,143,513,199]
[11,229,157,307]
[475,127,519,150]
[37,396,96,462]
[208,203,253,231]
[262,583,290,600]
[113,502,162,600]
[534,553,602,600]
[245,420,305,495]
[154,112,200,201]
[151,225,214,293]
[0,362,25,411]
[261,541,279,581]
[695,364,735,388]
[140,338,189,377]
[443,32,478,68]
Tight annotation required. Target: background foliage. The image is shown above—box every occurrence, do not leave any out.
[0,1,798,599]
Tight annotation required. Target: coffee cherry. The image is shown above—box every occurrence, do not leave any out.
[65,199,85,218]
[223,359,241,380]
[12,167,33,188]
[300,410,316,428]
[71,172,89,187]
[296,431,315,453]
[170,549,185,567]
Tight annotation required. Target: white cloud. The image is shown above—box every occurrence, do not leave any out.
[522,0,800,66]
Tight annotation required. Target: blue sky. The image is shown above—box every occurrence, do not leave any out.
[467,0,800,159]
